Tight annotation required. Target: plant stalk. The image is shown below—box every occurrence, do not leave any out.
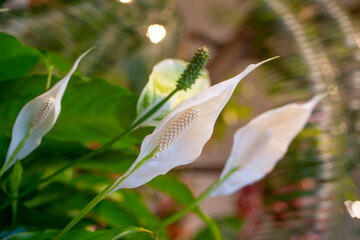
[0,129,32,178]
[55,149,157,239]
[158,168,237,229]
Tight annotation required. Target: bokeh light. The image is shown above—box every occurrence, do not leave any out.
[146,24,166,44]
[118,0,132,3]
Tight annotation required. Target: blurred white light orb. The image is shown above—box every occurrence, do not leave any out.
[119,0,132,3]
[147,24,166,44]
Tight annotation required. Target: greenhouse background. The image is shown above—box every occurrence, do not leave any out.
[1,0,360,239]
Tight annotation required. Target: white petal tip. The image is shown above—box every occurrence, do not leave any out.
[79,47,95,59]
[306,93,326,108]
[255,56,280,67]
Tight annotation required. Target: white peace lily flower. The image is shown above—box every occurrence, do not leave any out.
[0,49,92,176]
[210,94,324,197]
[110,58,276,192]
[345,200,360,219]
[136,59,210,127]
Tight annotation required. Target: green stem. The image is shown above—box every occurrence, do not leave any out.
[54,183,113,240]
[45,65,54,90]
[55,149,157,240]
[197,211,222,240]
[0,88,179,210]
[131,88,178,129]
[158,168,238,229]
[0,129,32,178]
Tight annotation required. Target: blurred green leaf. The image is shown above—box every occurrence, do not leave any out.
[67,175,159,227]
[0,130,8,170]
[0,33,40,81]
[112,226,157,240]
[0,226,27,239]
[148,175,195,205]
[22,175,159,230]
[2,203,74,229]
[21,182,138,228]
[74,151,134,173]
[148,175,221,239]
[7,227,158,240]
[5,229,57,240]
[51,76,139,150]
[8,161,23,225]
[118,190,159,228]
[192,216,243,240]
[40,51,72,75]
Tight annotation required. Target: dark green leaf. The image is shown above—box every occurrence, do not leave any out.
[193,216,243,240]
[148,175,221,239]
[8,161,23,224]
[67,175,159,227]
[148,175,195,205]
[0,33,40,81]
[7,227,157,240]
[41,51,72,75]
[112,226,157,240]
[9,161,23,197]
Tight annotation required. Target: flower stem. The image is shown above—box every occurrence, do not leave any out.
[55,149,157,240]
[45,65,54,91]
[0,129,32,178]
[157,168,238,229]
[54,182,113,240]
[196,211,222,240]
[0,89,179,211]
[131,88,178,129]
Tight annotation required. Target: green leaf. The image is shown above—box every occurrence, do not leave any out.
[148,175,195,205]
[51,76,140,150]
[22,182,138,228]
[1,203,75,230]
[74,151,134,173]
[0,33,40,81]
[8,161,23,225]
[148,175,222,240]
[118,190,159,228]
[112,226,157,240]
[40,51,72,75]
[0,129,7,167]
[6,229,57,240]
[192,216,243,240]
[7,227,157,240]
[67,175,159,227]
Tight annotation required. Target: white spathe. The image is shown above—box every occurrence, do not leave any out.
[110,58,276,192]
[345,200,360,219]
[2,49,92,174]
[210,94,324,197]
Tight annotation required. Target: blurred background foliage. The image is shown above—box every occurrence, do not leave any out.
[1,0,360,239]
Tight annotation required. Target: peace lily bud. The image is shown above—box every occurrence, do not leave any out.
[0,49,92,176]
[210,94,324,197]
[110,57,276,193]
[345,200,360,219]
[136,48,210,127]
